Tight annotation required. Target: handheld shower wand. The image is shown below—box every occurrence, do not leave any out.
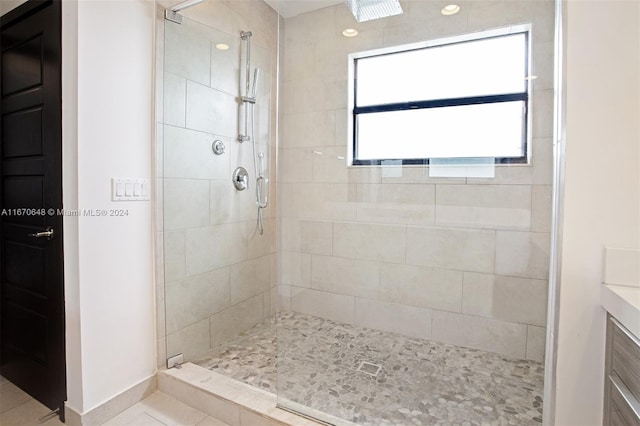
[238,29,268,235]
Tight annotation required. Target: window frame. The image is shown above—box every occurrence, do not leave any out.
[348,25,532,167]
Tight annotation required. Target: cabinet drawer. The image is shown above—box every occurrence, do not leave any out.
[612,318,640,402]
[609,375,640,426]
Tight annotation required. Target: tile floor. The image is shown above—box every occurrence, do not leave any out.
[0,376,64,426]
[0,375,226,426]
[195,312,545,426]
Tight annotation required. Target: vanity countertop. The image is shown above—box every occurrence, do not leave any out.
[602,284,640,338]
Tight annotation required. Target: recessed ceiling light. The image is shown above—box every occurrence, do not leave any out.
[215,43,230,50]
[342,28,359,37]
[441,4,460,15]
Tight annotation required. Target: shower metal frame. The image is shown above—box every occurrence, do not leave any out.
[165,0,206,24]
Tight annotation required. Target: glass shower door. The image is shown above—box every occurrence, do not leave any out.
[161,11,276,373]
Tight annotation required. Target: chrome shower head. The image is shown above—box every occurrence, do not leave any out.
[344,0,403,23]
[241,31,253,39]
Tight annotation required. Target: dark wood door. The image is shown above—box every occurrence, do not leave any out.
[0,0,65,420]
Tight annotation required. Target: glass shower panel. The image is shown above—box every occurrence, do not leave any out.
[275,0,555,424]
[162,13,276,367]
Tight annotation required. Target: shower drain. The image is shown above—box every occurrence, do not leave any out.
[357,361,382,377]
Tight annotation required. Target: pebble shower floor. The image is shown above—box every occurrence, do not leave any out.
[194,312,544,425]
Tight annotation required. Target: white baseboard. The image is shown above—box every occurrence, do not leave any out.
[64,374,157,426]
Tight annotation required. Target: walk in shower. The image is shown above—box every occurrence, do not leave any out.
[157,0,556,424]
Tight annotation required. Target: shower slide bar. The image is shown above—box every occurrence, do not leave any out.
[238,30,268,235]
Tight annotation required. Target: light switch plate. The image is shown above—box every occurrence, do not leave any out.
[112,178,150,201]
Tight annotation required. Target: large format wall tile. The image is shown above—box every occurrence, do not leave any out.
[526,325,546,362]
[164,73,186,127]
[280,251,311,288]
[167,319,210,361]
[531,185,553,232]
[210,33,239,96]
[355,298,431,340]
[282,111,335,148]
[431,311,528,358]
[164,230,186,284]
[312,146,348,183]
[356,183,436,225]
[406,226,496,273]
[380,264,463,312]
[278,148,313,183]
[462,273,548,326]
[230,256,271,304]
[495,231,551,279]
[165,268,231,334]
[435,185,532,230]
[209,294,264,347]
[164,126,230,180]
[165,21,211,86]
[185,223,247,276]
[311,255,379,299]
[291,287,355,324]
[186,81,238,138]
[300,220,333,255]
[287,183,357,221]
[164,179,210,231]
[333,222,406,263]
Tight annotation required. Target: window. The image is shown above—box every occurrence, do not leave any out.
[349,27,530,165]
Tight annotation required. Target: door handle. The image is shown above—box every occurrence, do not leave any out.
[28,227,54,240]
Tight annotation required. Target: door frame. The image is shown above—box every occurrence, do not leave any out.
[0,0,66,420]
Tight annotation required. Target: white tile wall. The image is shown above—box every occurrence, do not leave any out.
[333,222,406,263]
[166,318,210,361]
[279,0,554,360]
[185,223,248,276]
[355,298,431,340]
[164,73,186,127]
[526,325,547,362]
[158,0,554,364]
[495,231,551,279]
[163,230,186,284]
[311,255,379,299]
[209,294,265,347]
[164,126,230,180]
[356,183,436,225]
[158,1,278,365]
[186,81,238,137]
[291,287,355,324]
[164,21,211,86]
[230,257,271,305]
[300,220,333,255]
[461,273,548,326]
[283,111,336,148]
[163,179,210,231]
[165,268,231,334]
[379,264,463,312]
[435,185,532,230]
[406,226,496,273]
[431,311,528,358]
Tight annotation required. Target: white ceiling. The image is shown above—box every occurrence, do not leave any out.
[263,0,344,19]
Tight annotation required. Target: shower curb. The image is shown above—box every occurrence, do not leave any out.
[158,363,354,426]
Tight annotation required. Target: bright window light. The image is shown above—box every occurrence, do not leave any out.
[351,29,530,165]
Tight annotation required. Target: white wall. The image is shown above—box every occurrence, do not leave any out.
[2,0,156,414]
[73,0,156,412]
[554,0,640,424]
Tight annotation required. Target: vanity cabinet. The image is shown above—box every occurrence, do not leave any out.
[604,314,640,425]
